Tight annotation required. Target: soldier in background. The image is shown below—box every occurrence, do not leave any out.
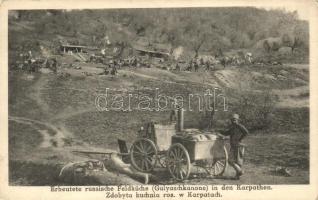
[205,60,210,71]
[194,61,199,72]
[199,57,204,66]
[175,62,181,71]
[220,114,248,180]
[132,57,137,67]
[110,65,118,76]
[51,58,58,73]
[220,57,226,68]
[99,66,109,75]
[186,61,192,71]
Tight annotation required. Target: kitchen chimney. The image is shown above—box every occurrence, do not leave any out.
[177,108,184,132]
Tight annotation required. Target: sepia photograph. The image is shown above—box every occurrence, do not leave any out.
[6,6,311,186]
[1,1,317,199]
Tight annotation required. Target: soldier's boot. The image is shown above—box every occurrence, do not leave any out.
[233,163,243,180]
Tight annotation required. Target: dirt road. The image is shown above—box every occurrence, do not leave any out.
[9,116,70,148]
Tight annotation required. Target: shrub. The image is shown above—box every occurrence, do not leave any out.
[231,89,278,131]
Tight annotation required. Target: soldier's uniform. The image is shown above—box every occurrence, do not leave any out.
[52,58,57,73]
[111,66,117,76]
[205,61,210,71]
[175,63,180,71]
[186,62,192,71]
[194,62,199,72]
[221,114,248,179]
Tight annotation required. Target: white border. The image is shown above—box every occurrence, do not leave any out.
[0,0,317,199]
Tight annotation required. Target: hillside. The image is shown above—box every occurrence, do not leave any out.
[9,8,309,63]
[8,63,309,185]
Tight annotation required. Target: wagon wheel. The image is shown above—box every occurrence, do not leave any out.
[205,146,228,176]
[130,138,157,172]
[166,143,191,181]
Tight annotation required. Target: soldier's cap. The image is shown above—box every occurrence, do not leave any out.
[231,113,239,120]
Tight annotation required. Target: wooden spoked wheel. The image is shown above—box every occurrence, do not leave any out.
[205,146,228,176]
[166,143,191,181]
[130,138,157,172]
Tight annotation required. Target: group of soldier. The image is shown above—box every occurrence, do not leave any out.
[12,49,254,78]
[175,52,254,72]
[11,51,58,74]
[97,55,216,74]
[96,55,159,76]
[91,55,153,69]
[97,53,254,75]
[182,58,215,72]
[219,53,253,68]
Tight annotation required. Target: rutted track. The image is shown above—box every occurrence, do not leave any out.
[9,116,71,148]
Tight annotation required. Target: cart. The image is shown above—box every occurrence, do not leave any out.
[130,122,228,181]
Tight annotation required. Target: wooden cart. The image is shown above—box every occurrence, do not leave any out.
[130,122,228,181]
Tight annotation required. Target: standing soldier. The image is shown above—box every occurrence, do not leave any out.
[99,65,109,75]
[132,57,137,68]
[52,58,58,73]
[205,60,210,71]
[28,50,32,59]
[111,65,118,76]
[220,57,226,68]
[136,57,141,68]
[194,61,199,72]
[186,61,192,71]
[27,58,32,73]
[175,62,180,71]
[118,59,123,69]
[220,114,248,179]
[199,57,204,66]
[90,54,95,63]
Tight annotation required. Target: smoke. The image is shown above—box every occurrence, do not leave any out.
[172,46,184,60]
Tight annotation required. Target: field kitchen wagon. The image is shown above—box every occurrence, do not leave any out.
[129,108,228,181]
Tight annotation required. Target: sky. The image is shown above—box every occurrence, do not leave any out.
[260,5,310,21]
